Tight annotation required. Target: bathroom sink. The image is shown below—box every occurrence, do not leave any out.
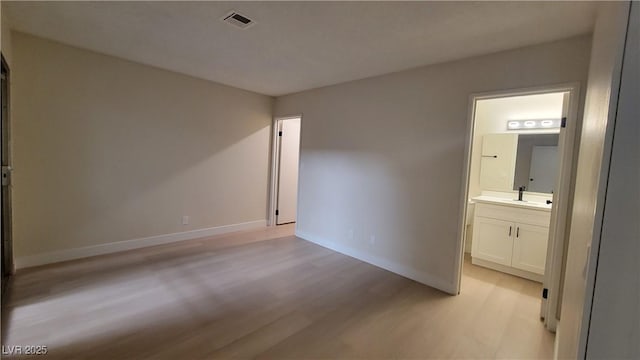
[471,196,552,211]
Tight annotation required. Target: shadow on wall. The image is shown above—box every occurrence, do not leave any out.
[74,125,271,239]
[298,137,464,284]
[11,32,273,258]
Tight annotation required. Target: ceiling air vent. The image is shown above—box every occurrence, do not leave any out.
[222,11,255,29]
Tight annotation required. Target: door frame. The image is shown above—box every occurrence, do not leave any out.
[453,83,580,318]
[1,53,14,280]
[268,114,302,226]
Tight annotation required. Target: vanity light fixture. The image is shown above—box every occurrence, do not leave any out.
[507,119,561,130]
[541,120,554,127]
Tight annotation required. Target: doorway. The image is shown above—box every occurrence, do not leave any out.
[1,54,14,294]
[270,116,301,226]
[455,84,580,333]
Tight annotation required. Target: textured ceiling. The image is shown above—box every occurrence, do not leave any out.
[4,1,597,96]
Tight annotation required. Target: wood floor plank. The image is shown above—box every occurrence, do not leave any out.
[1,225,554,359]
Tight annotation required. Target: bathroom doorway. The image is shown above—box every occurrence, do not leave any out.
[269,116,302,226]
[454,84,580,332]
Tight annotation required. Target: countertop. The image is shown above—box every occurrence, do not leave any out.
[471,195,552,212]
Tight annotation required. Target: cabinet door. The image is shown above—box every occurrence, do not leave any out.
[472,217,514,266]
[512,223,549,274]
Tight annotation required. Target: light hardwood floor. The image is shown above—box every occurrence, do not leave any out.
[2,225,553,359]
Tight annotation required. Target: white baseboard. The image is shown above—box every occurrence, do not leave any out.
[15,220,267,269]
[471,257,543,282]
[295,230,457,295]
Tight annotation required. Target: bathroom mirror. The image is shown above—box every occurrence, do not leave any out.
[479,133,559,194]
[512,134,559,193]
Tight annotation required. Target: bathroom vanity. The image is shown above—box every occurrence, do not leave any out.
[471,196,551,282]
[468,131,559,282]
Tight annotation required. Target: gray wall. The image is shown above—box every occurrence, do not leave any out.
[11,32,274,264]
[555,3,631,358]
[555,2,632,358]
[275,35,592,293]
[587,3,639,358]
[1,9,12,65]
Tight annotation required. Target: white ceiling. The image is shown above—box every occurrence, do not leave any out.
[4,1,597,96]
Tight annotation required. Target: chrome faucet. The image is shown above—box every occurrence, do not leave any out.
[518,186,526,201]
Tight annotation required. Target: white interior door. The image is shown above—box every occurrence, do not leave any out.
[276,118,301,225]
[541,90,576,330]
[528,146,558,193]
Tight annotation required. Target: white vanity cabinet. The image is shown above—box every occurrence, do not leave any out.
[471,200,550,281]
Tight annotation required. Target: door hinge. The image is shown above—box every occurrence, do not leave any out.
[278,131,282,137]
[561,117,567,128]
[1,166,11,186]
[275,210,279,216]
[542,288,548,299]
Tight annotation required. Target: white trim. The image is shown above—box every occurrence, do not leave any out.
[267,118,280,226]
[15,220,267,269]
[471,257,544,282]
[296,230,457,295]
[541,86,580,332]
[453,82,581,297]
[465,83,581,101]
[453,91,479,294]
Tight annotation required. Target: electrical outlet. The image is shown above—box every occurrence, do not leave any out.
[182,216,189,225]
[370,235,376,245]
